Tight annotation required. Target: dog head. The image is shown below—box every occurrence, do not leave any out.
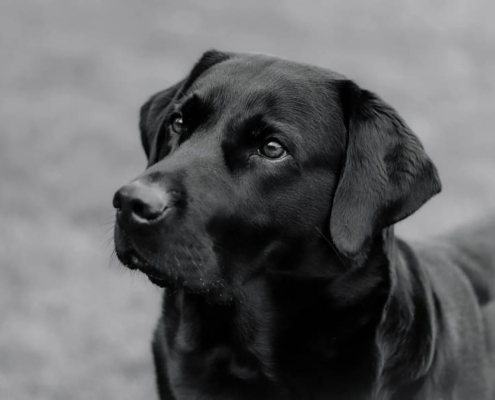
[113,51,441,301]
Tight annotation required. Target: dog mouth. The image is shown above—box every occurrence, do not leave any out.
[114,225,172,288]
[127,251,170,288]
[113,223,234,303]
[122,250,171,288]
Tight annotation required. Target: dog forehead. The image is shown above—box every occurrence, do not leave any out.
[193,55,340,97]
[188,54,345,119]
[219,53,346,81]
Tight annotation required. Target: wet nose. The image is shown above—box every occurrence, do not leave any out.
[113,181,171,224]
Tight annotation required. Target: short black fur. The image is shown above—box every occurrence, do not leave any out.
[113,51,495,400]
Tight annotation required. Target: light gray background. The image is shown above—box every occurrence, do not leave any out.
[2,1,495,399]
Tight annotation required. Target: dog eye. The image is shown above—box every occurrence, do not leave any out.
[170,113,184,134]
[258,140,288,159]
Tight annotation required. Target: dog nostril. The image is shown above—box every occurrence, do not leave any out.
[133,201,144,217]
[112,192,122,211]
[131,197,168,221]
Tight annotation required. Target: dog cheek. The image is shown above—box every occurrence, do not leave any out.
[267,173,336,233]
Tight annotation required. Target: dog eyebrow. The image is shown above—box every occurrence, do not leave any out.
[235,114,303,144]
[238,113,271,137]
[224,114,283,148]
[177,94,213,144]
[180,94,210,122]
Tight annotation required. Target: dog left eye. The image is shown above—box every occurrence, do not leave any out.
[170,113,184,134]
[258,140,288,159]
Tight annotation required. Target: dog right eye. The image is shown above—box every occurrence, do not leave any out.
[170,113,184,134]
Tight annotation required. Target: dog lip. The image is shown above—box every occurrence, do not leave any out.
[123,245,173,288]
[128,251,147,270]
[115,223,153,270]
[114,222,229,295]
[115,226,233,299]
[115,223,176,288]
[147,275,170,288]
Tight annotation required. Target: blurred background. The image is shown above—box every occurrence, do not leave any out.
[1,0,494,399]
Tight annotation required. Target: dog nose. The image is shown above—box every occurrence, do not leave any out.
[113,181,170,223]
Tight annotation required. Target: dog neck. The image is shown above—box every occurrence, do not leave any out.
[159,228,439,398]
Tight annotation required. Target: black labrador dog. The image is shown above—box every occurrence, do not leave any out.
[113,51,495,399]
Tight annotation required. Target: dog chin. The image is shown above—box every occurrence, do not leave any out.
[146,269,235,304]
[144,266,235,304]
[114,232,231,301]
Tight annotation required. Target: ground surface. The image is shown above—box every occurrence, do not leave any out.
[1,1,495,399]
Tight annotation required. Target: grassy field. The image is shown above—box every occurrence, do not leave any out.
[1,1,495,399]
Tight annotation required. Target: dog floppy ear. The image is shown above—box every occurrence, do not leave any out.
[139,50,233,160]
[330,80,441,258]
[139,80,184,159]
